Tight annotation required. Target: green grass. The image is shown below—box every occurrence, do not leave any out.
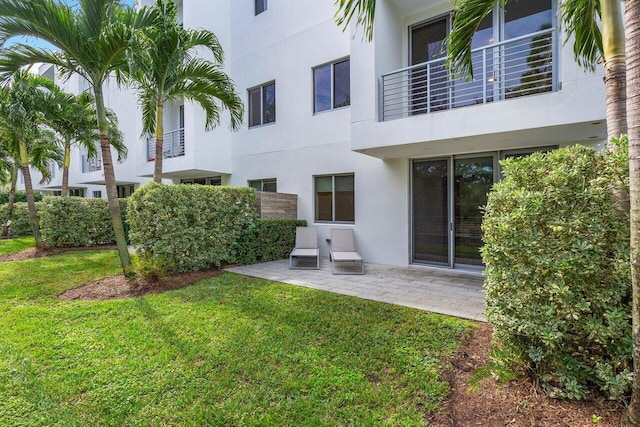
[0,236,35,255]
[0,247,474,426]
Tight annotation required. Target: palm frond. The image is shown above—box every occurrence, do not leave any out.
[562,0,602,71]
[334,0,376,41]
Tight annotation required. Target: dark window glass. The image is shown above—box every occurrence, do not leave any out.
[314,64,331,112]
[334,175,354,222]
[255,0,267,15]
[262,179,277,192]
[263,83,276,124]
[333,59,350,108]
[504,0,552,39]
[179,105,185,128]
[249,88,262,127]
[249,180,261,191]
[411,18,447,65]
[315,175,354,222]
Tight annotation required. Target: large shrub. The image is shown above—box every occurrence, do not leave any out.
[482,141,631,399]
[0,191,43,204]
[127,183,258,273]
[39,197,127,247]
[237,218,307,265]
[0,202,36,237]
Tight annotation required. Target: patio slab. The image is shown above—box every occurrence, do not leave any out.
[226,258,486,322]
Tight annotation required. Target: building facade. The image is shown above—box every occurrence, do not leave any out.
[22,0,607,270]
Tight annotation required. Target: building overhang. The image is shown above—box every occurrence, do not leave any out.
[137,168,227,180]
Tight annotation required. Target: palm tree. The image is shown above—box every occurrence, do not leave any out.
[625,0,640,423]
[128,0,243,182]
[335,0,627,141]
[0,70,62,247]
[48,91,125,197]
[0,0,155,273]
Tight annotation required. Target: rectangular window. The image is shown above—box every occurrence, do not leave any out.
[93,191,102,198]
[53,190,61,197]
[255,0,267,15]
[117,184,136,199]
[314,174,354,223]
[181,176,222,185]
[248,82,276,127]
[249,178,277,192]
[69,188,86,198]
[313,59,350,113]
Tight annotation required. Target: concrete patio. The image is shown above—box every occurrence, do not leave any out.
[226,258,486,322]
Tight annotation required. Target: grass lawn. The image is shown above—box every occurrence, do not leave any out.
[0,248,474,426]
[0,236,35,255]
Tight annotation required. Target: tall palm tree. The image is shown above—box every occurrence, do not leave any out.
[128,0,243,182]
[48,91,125,197]
[0,70,62,247]
[625,0,640,423]
[335,0,627,141]
[0,0,155,273]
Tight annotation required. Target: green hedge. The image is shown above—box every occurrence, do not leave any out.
[39,197,129,247]
[127,183,259,273]
[482,141,631,399]
[0,191,43,204]
[237,218,307,265]
[0,202,36,237]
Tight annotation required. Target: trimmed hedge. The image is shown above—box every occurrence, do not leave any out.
[0,202,36,237]
[0,191,43,204]
[40,197,129,247]
[128,183,259,273]
[237,218,307,265]
[482,141,631,399]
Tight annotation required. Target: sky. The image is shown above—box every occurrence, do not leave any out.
[6,0,136,50]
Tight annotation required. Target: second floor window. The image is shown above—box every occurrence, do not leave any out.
[248,82,276,128]
[314,59,350,113]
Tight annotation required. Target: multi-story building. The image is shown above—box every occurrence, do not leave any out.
[22,0,607,270]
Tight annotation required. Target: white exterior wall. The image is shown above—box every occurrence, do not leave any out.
[19,0,607,268]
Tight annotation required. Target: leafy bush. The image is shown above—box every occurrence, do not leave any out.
[127,183,258,273]
[40,197,118,247]
[0,202,36,237]
[236,218,307,265]
[482,141,631,399]
[0,191,43,204]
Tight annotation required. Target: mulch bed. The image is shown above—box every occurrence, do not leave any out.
[8,245,628,424]
[426,323,625,426]
[59,269,221,301]
[0,244,118,262]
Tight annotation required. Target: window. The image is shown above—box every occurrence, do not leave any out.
[249,178,277,192]
[69,188,85,198]
[181,176,222,186]
[314,174,354,223]
[117,184,136,198]
[255,0,267,15]
[248,82,276,128]
[53,190,61,197]
[313,59,350,113]
[93,191,102,198]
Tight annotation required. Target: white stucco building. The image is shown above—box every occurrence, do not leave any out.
[23,0,607,270]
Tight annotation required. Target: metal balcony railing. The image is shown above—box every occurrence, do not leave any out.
[81,155,102,173]
[147,128,185,162]
[380,28,557,122]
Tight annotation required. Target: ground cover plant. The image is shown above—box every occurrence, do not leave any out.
[0,247,472,426]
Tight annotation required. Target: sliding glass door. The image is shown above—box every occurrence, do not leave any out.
[412,155,496,268]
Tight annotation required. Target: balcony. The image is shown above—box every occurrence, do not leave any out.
[147,128,185,162]
[380,28,556,122]
[81,155,102,173]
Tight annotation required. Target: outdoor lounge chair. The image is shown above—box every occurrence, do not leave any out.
[329,228,364,275]
[289,226,320,269]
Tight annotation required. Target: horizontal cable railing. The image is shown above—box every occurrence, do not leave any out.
[147,128,185,162]
[81,155,102,173]
[380,28,556,121]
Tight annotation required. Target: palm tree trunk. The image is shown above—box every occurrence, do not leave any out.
[2,167,17,237]
[18,136,42,247]
[602,0,627,142]
[94,86,131,275]
[61,140,71,197]
[153,102,164,183]
[626,0,640,423]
